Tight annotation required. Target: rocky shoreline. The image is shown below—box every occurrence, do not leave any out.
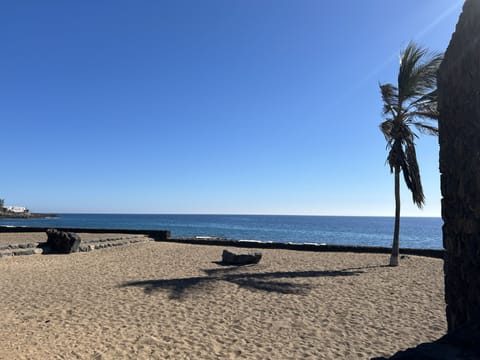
[0,212,57,219]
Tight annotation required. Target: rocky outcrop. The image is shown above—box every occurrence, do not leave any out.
[0,212,57,219]
[438,0,480,332]
[221,249,262,265]
[46,229,81,254]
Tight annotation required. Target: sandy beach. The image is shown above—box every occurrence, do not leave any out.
[0,237,446,359]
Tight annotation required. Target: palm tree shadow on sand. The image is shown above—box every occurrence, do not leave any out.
[120,265,381,300]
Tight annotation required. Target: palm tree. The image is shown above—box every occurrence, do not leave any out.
[380,42,443,266]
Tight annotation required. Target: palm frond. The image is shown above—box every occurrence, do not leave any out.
[409,109,439,121]
[406,56,442,99]
[406,89,439,119]
[380,119,394,143]
[395,120,417,141]
[398,42,428,100]
[397,42,443,103]
[414,89,438,104]
[387,140,403,173]
[412,122,439,136]
[379,83,398,116]
[400,139,425,208]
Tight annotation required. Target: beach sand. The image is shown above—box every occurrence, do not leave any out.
[0,239,446,359]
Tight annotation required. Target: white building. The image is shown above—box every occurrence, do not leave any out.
[6,206,29,213]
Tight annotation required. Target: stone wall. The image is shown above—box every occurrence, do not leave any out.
[0,226,170,241]
[438,0,480,332]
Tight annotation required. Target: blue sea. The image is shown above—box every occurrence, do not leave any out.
[0,214,443,249]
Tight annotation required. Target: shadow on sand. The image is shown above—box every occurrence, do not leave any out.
[120,264,382,300]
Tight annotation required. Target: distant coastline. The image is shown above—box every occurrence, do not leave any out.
[0,212,57,219]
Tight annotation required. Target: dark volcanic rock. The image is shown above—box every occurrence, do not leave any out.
[371,319,480,360]
[0,212,57,219]
[221,249,262,265]
[438,0,480,332]
[46,229,81,254]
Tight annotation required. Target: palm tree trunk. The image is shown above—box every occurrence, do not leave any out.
[390,166,401,266]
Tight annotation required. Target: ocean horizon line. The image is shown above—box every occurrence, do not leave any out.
[35,212,442,219]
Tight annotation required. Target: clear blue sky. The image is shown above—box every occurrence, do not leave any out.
[0,1,463,216]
